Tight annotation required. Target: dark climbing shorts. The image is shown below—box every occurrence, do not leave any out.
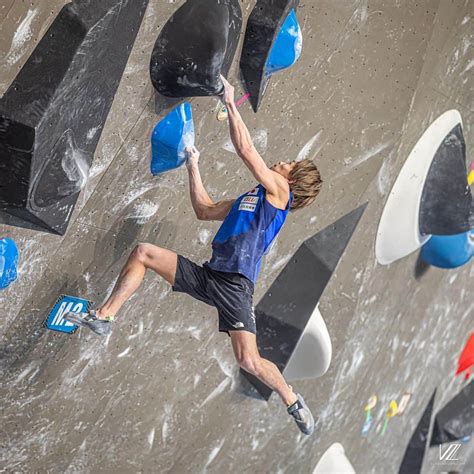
[172,255,256,335]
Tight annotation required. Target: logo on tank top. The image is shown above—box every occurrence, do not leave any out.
[248,187,259,196]
[239,195,259,212]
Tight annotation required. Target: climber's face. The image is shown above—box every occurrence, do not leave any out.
[271,161,296,179]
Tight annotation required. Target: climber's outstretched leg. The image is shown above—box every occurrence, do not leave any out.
[64,243,177,335]
[230,330,316,435]
[99,243,177,317]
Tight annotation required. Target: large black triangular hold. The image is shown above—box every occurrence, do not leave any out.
[150,0,242,98]
[430,381,473,446]
[399,389,436,474]
[419,124,472,236]
[242,204,367,399]
[240,0,300,112]
[0,0,149,235]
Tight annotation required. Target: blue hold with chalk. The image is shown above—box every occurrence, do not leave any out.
[266,9,303,76]
[0,237,19,290]
[151,103,195,175]
[421,230,474,269]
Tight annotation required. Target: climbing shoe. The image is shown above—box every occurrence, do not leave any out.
[287,392,316,435]
[64,310,112,336]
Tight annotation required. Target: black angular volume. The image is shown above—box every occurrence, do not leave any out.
[243,205,367,399]
[419,124,472,236]
[240,0,300,112]
[150,0,242,98]
[430,381,473,447]
[0,0,149,234]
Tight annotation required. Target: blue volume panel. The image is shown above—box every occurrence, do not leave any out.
[151,102,195,175]
[0,237,19,290]
[45,295,92,334]
[266,9,303,76]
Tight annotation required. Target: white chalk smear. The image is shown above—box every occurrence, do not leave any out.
[161,403,173,443]
[198,229,212,245]
[58,132,89,197]
[376,156,392,195]
[14,362,38,385]
[253,129,268,154]
[296,131,322,161]
[199,378,230,408]
[147,428,155,448]
[461,59,474,76]
[117,347,130,358]
[341,142,391,175]
[354,0,369,24]
[204,438,226,469]
[128,320,144,340]
[161,418,170,444]
[126,200,159,224]
[222,129,268,155]
[87,126,100,141]
[6,9,38,65]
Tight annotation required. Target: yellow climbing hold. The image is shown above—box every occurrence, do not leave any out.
[387,400,398,418]
[217,105,228,121]
[468,169,474,186]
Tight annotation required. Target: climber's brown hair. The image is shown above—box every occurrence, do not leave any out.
[289,159,323,211]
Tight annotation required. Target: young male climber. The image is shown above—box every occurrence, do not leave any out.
[65,76,323,435]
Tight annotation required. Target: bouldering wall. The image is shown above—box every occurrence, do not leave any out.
[0,1,473,473]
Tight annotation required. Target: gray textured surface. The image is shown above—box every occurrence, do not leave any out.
[0,1,473,473]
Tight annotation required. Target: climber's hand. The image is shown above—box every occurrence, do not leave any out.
[220,75,235,106]
[185,146,200,169]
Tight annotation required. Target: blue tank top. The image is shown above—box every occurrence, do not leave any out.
[206,184,292,283]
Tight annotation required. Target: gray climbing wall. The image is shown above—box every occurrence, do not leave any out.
[1,1,473,473]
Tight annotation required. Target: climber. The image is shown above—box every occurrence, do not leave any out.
[65,76,323,435]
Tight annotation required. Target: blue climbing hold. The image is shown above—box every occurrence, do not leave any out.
[0,237,19,289]
[151,103,195,175]
[266,9,303,76]
[420,230,474,269]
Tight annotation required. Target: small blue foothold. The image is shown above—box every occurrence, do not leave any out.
[266,9,303,76]
[151,103,195,175]
[420,229,474,269]
[45,294,92,334]
[0,237,19,290]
